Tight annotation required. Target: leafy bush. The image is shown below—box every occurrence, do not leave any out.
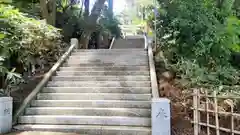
[150,0,240,89]
[0,4,64,96]
[98,6,122,38]
[0,4,64,65]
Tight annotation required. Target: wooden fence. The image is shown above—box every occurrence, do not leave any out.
[192,89,240,135]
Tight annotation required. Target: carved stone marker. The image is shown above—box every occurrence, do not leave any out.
[152,98,171,135]
[0,97,12,134]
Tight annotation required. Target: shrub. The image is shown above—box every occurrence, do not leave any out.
[0,4,65,96]
[150,0,240,90]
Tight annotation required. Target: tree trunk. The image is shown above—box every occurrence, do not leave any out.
[80,0,106,49]
[39,0,56,26]
[51,0,56,26]
[39,0,49,21]
[79,31,91,49]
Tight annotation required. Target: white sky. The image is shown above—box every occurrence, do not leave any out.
[89,0,126,14]
[113,0,126,13]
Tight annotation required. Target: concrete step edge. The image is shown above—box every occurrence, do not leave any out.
[52,75,150,77]
[60,65,149,69]
[31,100,151,108]
[14,124,151,135]
[43,87,151,89]
[51,76,150,80]
[62,63,148,66]
[18,115,151,126]
[46,82,151,87]
[37,93,152,96]
[37,93,151,100]
[25,107,151,117]
[47,81,151,83]
[59,67,149,70]
[42,87,151,94]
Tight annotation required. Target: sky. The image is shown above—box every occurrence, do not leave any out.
[113,0,126,13]
[89,0,126,14]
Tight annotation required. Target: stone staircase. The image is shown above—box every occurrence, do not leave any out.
[14,48,152,134]
[111,38,145,49]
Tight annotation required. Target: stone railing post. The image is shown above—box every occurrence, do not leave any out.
[152,98,171,135]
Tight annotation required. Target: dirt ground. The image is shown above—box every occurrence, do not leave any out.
[11,67,51,114]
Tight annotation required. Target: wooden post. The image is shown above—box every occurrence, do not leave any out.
[198,89,201,133]
[231,90,235,135]
[205,89,210,135]
[214,91,220,135]
[193,89,199,135]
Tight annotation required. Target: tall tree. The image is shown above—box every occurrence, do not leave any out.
[39,0,56,25]
[79,0,106,49]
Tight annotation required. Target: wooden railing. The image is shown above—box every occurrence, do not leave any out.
[12,38,79,125]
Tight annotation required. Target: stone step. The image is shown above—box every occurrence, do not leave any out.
[66,59,148,63]
[25,107,151,117]
[18,115,151,126]
[59,66,149,71]
[31,100,151,108]
[69,54,147,57]
[47,81,151,87]
[42,87,151,94]
[51,76,150,81]
[69,55,148,58]
[62,63,147,66]
[65,61,148,66]
[68,55,147,59]
[14,124,151,135]
[56,71,150,76]
[70,54,147,58]
[65,63,149,67]
[71,52,147,55]
[66,61,148,65]
[75,49,146,52]
[37,93,151,101]
[112,39,145,49]
[70,52,147,55]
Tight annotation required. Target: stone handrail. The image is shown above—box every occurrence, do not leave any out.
[144,35,171,135]
[12,38,79,125]
[144,35,159,98]
[109,36,115,49]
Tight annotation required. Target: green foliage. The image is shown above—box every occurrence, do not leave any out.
[0,4,63,61]
[224,16,240,52]
[0,66,23,97]
[150,0,240,90]
[55,1,121,41]
[56,5,84,41]
[99,7,122,38]
[0,4,64,96]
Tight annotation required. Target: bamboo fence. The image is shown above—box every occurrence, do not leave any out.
[192,89,240,135]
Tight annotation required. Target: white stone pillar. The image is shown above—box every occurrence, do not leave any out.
[152,98,171,135]
[0,97,12,134]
